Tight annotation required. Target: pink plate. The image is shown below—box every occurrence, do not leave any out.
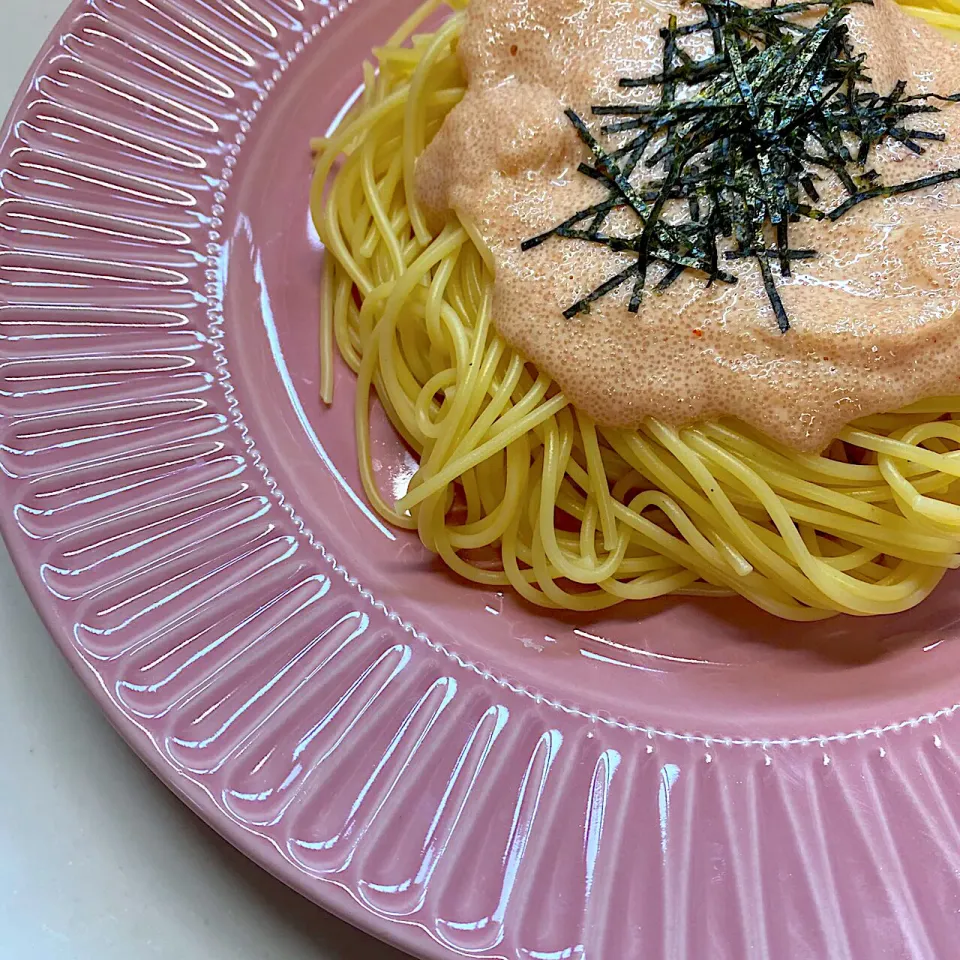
[4,1,960,956]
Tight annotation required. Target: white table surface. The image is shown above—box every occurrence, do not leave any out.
[0,3,406,958]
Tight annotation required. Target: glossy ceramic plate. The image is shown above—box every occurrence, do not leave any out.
[4,1,960,957]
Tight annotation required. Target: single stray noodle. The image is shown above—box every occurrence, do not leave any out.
[312,0,960,620]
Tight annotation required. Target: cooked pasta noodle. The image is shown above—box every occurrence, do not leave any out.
[311,0,960,620]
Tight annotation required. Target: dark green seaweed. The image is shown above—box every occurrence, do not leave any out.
[523,0,960,331]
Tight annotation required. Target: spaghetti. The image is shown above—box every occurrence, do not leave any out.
[311,0,960,620]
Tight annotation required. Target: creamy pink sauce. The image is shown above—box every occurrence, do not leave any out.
[416,0,960,451]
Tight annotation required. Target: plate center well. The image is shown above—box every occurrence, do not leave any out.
[217,0,960,742]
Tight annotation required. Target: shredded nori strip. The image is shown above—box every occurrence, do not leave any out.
[523,0,960,331]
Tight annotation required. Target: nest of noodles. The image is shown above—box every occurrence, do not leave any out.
[311,0,960,620]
